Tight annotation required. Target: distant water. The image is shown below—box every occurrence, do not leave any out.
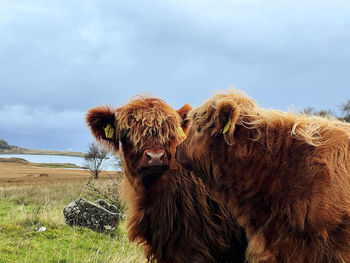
[0,154,120,171]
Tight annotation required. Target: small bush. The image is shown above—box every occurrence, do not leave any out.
[83,173,126,214]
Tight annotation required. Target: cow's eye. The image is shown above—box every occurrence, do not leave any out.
[197,126,201,132]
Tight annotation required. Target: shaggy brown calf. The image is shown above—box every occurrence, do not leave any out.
[86,96,246,263]
[176,89,350,263]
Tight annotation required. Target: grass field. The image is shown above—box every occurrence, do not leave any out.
[0,159,146,263]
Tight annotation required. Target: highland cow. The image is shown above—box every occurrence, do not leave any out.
[86,96,247,263]
[176,89,350,263]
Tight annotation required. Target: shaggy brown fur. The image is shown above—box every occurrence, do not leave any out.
[176,89,350,263]
[86,96,247,263]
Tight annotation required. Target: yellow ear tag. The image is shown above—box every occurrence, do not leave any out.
[178,127,186,138]
[222,116,232,134]
[104,124,115,139]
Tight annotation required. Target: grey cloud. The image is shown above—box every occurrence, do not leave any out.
[0,0,349,151]
[0,105,91,151]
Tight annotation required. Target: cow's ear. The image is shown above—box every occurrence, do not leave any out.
[177,103,192,134]
[86,105,119,151]
[217,98,239,137]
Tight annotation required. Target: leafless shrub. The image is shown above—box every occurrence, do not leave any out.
[84,142,109,179]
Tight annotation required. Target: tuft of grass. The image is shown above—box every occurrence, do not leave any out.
[83,175,126,214]
[0,182,146,263]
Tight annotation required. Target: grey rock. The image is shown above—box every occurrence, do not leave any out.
[63,197,120,232]
[96,199,126,220]
[96,199,120,214]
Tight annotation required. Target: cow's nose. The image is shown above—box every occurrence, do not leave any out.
[145,150,165,166]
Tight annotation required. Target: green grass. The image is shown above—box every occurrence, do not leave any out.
[0,183,146,263]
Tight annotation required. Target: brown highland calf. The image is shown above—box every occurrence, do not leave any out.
[86,96,247,263]
[176,89,350,263]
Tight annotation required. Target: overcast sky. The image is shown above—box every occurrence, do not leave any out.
[1,0,349,152]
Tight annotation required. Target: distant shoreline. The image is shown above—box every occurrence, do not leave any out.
[0,147,85,157]
[0,157,84,169]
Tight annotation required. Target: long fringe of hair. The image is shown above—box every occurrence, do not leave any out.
[189,89,350,148]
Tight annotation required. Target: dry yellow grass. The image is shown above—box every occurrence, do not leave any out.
[0,159,119,186]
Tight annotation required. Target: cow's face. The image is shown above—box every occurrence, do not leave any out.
[119,117,173,190]
[176,90,255,185]
[86,97,191,191]
[175,102,219,185]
